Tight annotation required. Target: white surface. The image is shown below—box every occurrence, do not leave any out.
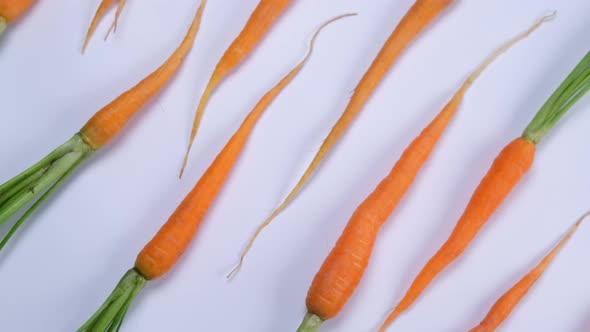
[1,0,590,331]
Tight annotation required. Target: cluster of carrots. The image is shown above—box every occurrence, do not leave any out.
[2,0,589,331]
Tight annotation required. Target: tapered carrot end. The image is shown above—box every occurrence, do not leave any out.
[178,143,193,179]
[104,0,127,41]
[82,0,123,53]
[378,307,403,332]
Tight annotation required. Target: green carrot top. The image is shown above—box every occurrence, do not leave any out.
[523,50,590,144]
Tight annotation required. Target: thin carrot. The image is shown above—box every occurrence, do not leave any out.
[0,0,35,35]
[295,15,550,332]
[379,26,590,332]
[230,0,454,278]
[180,0,295,177]
[0,1,206,252]
[82,0,127,53]
[77,15,352,331]
[470,211,588,332]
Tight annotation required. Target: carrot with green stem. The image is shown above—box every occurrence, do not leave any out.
[296,15,550,332]
[180,0,295,177]
[470,211,589,332]
[378,34,590,332]
[77,14,353,332]
[0,1,206,252]
[82,0,127,53]
[230,0,454,278]
[0,0,35,36]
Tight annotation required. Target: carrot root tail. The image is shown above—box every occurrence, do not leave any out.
[0,134,93,251]
[78,269,147,332]
[104,0,127,41]
[296,312,324,332]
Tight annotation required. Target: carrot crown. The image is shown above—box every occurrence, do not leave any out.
[523,50,590,144]
[0,17,6,34]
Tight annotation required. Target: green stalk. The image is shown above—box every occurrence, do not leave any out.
[523,50,590,144]
[78,269,147,332]
[0,134,94,250]
[0,17,6,36]
[297,312,324,332]
[0,153,87,250]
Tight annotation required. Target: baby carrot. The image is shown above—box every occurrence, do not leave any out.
[82,0,127,53]
[77,15,352,332]
[180,0,294,176]
[379,20,590,332]
[470,211,588,332]
[230,0,454,278]
[0,0,35,35]
[0,1,206,252]
[296,15,549,332]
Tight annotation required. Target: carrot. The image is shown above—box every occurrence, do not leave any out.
[82,0,127,53]
[77,15,352,331]
[378,29,590,332]
[180,0,295,177]
[0,0,35,34]
[470,211,588,332]
[0,1,206,252]
[295,15,550,332]
[230,0,454,278]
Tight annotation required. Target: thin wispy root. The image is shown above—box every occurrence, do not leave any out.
[226,13,358,280]
[82,0,128,53]
[0,134,93,251]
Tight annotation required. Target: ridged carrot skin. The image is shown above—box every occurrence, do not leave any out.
[80,2,204,149]
[470,212,587,332]
[306,92,465,321]
[232,0,454,278]
[135,62,302,278]
[297,16,549,332]
[136,13,350,280]
[378,138,536,330]
[79,16,350,331]
[0,0,34,21]
[380,44,590,332]
[181,0,294,176]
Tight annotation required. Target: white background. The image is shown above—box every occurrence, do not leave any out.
[1,0,590,331]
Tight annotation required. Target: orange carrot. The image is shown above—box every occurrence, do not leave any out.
[378,23,590,332]
[82,0,127,53]
[180,0,295,177]
[230,0,454,278]
[295,16,549,332]
[78,15,352,331]
[0,0,35,34]
[470,211,588,332]
[0,1,205,253]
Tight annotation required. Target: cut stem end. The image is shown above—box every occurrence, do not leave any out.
[0,17,7,36]
[297,312,324,332]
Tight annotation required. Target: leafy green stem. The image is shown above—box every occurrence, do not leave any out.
[0,134,93,250]
[78,269,147,332]
[523,50,590,144]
